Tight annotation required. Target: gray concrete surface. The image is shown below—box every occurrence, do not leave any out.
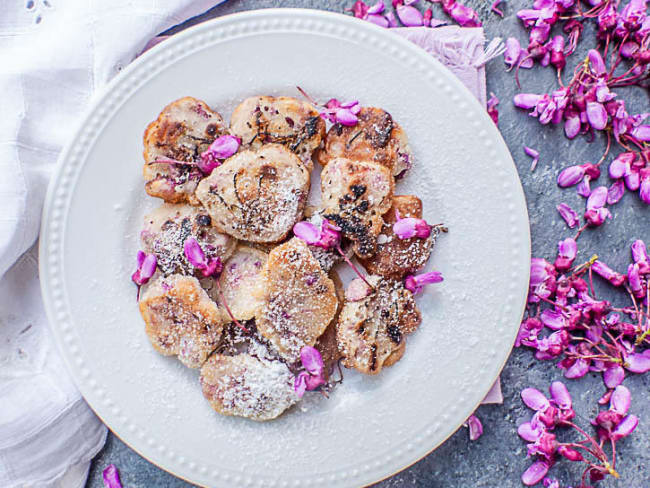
[86,1,650,486]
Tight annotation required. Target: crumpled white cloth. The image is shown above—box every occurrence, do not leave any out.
[0,1,221,487]
[0,8,503,487]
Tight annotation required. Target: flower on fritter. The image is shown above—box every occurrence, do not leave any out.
[393,209,431,239]
[131,250,157,299]
[294,346,326,398]
[102,464,123,488]
[199,135,240,174]
[320,99,361,126]
[183,237,223,278]
[293,219,341,249]
[404,271,443,294]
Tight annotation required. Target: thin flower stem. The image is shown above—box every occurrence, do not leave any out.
[596,131,612,166]
[215,279,249,333]
[560,420,608,462]
[335,244,374,289]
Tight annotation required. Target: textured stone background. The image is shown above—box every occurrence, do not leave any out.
[86,1,650,486]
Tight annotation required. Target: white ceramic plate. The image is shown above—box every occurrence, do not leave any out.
[40,9,530,487]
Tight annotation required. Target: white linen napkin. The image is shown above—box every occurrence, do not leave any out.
[0,2,222,487]
[0,9,503,488]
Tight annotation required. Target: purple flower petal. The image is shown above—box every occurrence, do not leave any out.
[293,221,321,246]
[564,116,581,139]
[524,146,539,171]
[404,271,443,294]
[610,385,631,414]
[587,185,608,209]
[504,37,521,67]
[592,259,625,286]
[183,237,207,269]
[103,464,123,488]
[631,124,650,141]
[385,10,398,27]
[549,381,572,409]
[540,309,567,330]
[305,373,327,390]
[557,165,586,187]
[517,421,543,442]
[514,93,543,109]
[136,250,146,268]
[611,414,639,440]
[335,108,359,126]
[577,176,592,197]
[588,49,607,76]
[556,203,579,228]
[393,216,431,240]
[294,372,308,398]
[586,102,608,130]
[631,239,649,264]
[607,180,625,204]
[396,5,424,26]
[564,358,590,378]
[603,364,625,388]
[625,353,650,373]
[466,414,483,441]
[367,0,385,14]
[522,460,550,486]
[640,168,650,204]
[487,93,499,125]
[625,169,641,191]
[521,388,550,411]
[300,346,324,376]
[141,253,158,280]
[366,13,390,27]
[609,153,634,178]
[346,277,372,301]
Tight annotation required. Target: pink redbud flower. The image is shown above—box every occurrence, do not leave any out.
[609,152,635,178]
[132,251,157,287]
[554,237,577,271]
[588,49,607,76]
[293,219,341,249]
[487,93,499,124]
[592,259,626,286]
[557,164,586,187]
[521,459,550,486]
[639,167,650,204]
[199,135,240,174]
[466,414,483,441]
[404,271,443,294]
[607,180,625,204]
[103,464,123,488]
[294,346,326,398]
[586,101,608,130]
[183,237,223,277]
[396,4,424,26]
[556,203,579,228]
[393,210,431,239]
